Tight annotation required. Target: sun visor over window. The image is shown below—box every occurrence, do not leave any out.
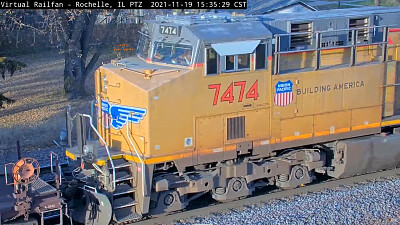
[211,40,261,56]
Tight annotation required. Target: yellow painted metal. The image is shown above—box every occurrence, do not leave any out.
[351,106,382,130]
[95,67,150,155]
[314,110,351,136]
[65,150,76,160]
[382,119,400,127]
[196,115,224,151]
[280,116,313,142]
[87,32,400,166]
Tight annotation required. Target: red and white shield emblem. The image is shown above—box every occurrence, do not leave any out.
[274,80,294,107]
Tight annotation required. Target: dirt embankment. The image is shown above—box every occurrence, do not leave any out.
[0,50,115,153]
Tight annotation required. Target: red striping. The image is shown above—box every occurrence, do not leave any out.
[268,56,273,61]
[274,92,293,107]
[389,28,400,32]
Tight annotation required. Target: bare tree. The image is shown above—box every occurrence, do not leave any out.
[1,9,121,99]
[57,10,120,98]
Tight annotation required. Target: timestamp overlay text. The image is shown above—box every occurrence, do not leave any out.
[0,0,247,9]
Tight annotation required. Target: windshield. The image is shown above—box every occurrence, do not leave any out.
[152,42,193,67]
[137,34,151,59]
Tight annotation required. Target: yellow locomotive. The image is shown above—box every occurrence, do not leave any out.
[65,7,400,224]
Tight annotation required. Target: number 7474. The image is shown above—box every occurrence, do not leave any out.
[208,80,259,106]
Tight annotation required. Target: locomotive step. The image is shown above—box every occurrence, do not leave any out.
[108,158,131,169]
[114,184,136,196]
[113,196,138,209]
[114,171,133,183]
[113,207,141,224]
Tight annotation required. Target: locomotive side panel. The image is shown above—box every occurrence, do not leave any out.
[147,64,271,163]
[270,62,384,149]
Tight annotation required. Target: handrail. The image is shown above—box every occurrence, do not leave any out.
[273,25,389,74]
[126,113,146,197]
[50,151,62,186]
[81,114,116,192]
[82,185,98,193]
[4,163,14,185]
[275,25,392,37]
[92,163,105,175]
[381,83,400,87]
[88,100,95,140]
[276,40,387,55]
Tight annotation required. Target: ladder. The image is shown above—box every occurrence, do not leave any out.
[109,158,141,223]
[81,113,142,223]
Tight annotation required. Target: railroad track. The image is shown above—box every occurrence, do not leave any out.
[133,167,400,225]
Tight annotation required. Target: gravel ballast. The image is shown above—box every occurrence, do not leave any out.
[177,178,400,225]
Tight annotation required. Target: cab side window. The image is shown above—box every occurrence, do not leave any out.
[223,54,251,72]
[225,55,235,71]
[238,54,250,70]
[255,43,267,70]
[206,48,219,76]
[205,41,267,76]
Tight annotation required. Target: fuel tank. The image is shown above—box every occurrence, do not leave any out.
[327,133,400,178]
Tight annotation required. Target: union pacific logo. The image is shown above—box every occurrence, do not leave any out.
[274,80,293,107]
[101,100,147,130]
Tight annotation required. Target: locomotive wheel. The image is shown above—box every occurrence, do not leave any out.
[149,190,187,215]
[275,165,313,190]
[211,177,251,202]
[164,193,175,206]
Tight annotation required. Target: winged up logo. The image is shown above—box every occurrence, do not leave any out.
[274,80,294,107]
[101,100,147,130]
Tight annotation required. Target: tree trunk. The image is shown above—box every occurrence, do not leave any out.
[61,10,120,99]
[375,0,381,5]
[64,47,86,99]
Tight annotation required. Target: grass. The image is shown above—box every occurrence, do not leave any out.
[0,49,116,153]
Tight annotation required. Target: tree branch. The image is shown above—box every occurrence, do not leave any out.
[7,15,46,34]
[85,9,120,76]
[68,11,86,47]
[57,10,69,44]
[81,10,99,62]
